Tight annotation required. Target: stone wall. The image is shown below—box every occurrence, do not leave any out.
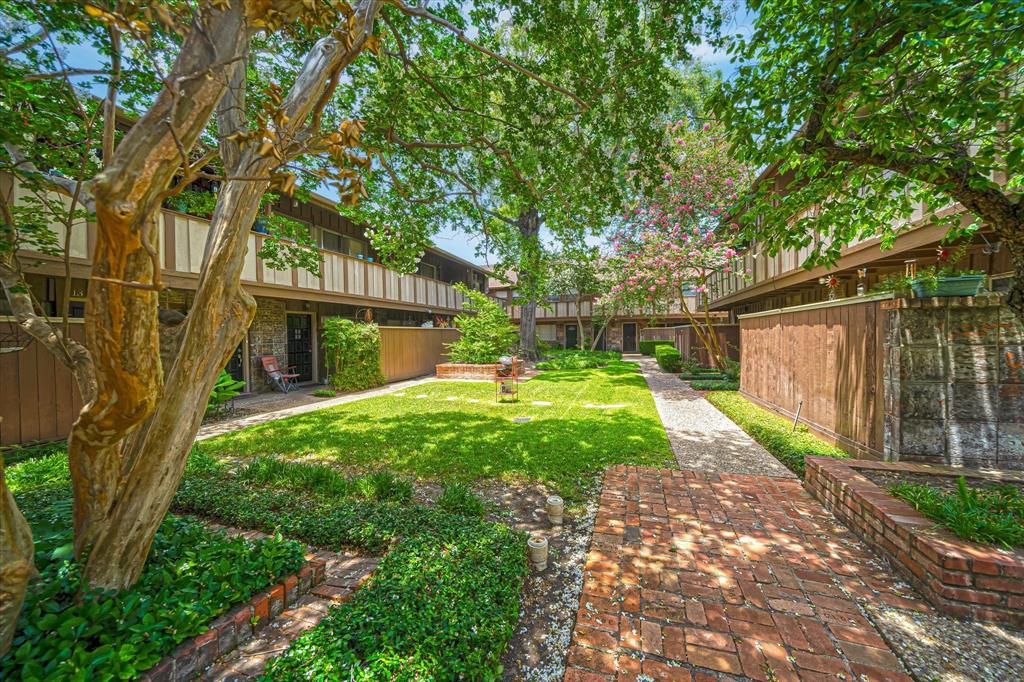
[884,296,1024,469]
[247,297,287,392]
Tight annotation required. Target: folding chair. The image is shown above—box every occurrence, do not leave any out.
[261,355,300,393]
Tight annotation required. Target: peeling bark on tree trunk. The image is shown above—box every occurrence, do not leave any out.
[517,207,541,360]
[0,452,35,657]
[73,0,383,590]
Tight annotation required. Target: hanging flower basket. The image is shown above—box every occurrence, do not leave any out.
[911,274,987,298]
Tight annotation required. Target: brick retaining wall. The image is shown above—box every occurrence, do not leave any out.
[436,362,523,380]
[139,556,327,681]
[805,457,1024,626]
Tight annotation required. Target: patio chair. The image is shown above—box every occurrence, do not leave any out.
[261,355,300,393]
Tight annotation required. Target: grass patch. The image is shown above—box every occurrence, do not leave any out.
[535,349,622,370]
[3,453,304,682]
[201,362,672,501]
[688,379,739,391]
[704,391,849,476]
[311,388,337,398]
[891,476,1024,548]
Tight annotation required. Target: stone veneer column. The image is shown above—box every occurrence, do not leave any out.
[247,297,288,392]
[884,296,1024,469]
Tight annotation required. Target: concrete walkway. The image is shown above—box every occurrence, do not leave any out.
[196,376,435,441]
[633,358,795,478]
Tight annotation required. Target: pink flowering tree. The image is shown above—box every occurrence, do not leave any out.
[608,120,751,367]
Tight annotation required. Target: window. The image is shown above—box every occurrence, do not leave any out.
[494,290,508,299]
[322,230,368,259]
[537,324,557,341]
[418,262,439,279]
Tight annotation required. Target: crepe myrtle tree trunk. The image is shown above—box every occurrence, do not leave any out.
[517,207,541,360]
[70,0,383,591]
[0,452,34,655]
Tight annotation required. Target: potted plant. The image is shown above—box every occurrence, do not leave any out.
[874,244,988,299]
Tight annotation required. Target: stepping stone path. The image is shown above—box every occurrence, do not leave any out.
[202,529,378,681]
[565,466,922,681]
[532,401,553,406]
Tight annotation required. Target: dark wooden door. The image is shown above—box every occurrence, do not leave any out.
[565,324,578,349]
[622,323,637,352]
[225,343,245,385]
[286,314,313,382]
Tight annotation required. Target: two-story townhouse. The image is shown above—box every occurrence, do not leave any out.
[490,277,724,353]
[1,176,489,400]
[703,163,1020,468]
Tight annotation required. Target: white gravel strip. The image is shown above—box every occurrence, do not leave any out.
[631,357,796,478]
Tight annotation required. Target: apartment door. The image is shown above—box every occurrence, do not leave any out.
[622,323,638,353]
[286,313,314,382]
[225,342,246,386]
[565,324,578,349]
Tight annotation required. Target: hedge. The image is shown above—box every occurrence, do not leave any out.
[688,379,739,391]
[322,319,385,391]
[704,391,849,475]
[655,344,682,372]
[639,340,675,356]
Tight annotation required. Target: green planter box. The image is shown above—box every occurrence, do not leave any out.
[911,274,986,298]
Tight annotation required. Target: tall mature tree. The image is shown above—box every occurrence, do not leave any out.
[335,2,727,359]
[611,119,751,367]
[715,0,1024,321]
[0,0,724,650]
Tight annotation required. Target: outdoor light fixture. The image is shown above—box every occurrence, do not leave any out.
[527,535,549,571]
[546,496,564,525]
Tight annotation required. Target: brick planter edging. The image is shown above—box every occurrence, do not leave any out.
[139,557,327,682]
[435,362,524,380]
[805,456,1024,626]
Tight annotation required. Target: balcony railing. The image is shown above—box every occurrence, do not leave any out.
[505,294,702,320]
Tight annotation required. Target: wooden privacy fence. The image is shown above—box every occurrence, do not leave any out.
[676,324,740,368]
[1,319,85,446]
[738,297,887,458]
[379,326,460,382]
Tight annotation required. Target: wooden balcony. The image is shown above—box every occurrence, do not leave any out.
[504,294,702,321]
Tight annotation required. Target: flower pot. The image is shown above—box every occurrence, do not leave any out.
[911,274,986,298]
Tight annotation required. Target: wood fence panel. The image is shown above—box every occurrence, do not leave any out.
[739,299,886,458]
[379,327,461,383]
[1,321,85,445]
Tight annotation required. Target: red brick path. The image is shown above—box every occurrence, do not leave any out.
[565,466,926,682]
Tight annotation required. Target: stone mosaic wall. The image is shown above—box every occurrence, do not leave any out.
[884,296,1024,469]
[247,297,287,392]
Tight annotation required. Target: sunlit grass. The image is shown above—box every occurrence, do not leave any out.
[203,361,672,500]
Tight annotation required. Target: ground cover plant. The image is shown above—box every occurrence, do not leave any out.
[689,379,739,391]
[173,452,526,679]
[2,454,304,681]
[201,362,671,501]
[705,392,848,475]
[891,477,1024,549]
[535,349,622,370]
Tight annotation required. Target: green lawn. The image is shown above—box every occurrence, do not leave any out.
[203,361,672,499]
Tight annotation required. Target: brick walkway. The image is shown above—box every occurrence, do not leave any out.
[565,466,926,682]
[202,529,378,680]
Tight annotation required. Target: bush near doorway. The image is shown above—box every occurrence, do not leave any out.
[322,319,386,392]
[639,340,674,356]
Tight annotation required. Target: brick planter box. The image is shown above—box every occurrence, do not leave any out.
[139,556,327,682]
[436,362,523,380]
[805,457,1024,626]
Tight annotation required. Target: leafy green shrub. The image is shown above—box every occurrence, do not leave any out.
[720,357,741,381]
[891,477,1024,548]
[263,518,525,681]
[238,456,412,503]
[446,284,518,364]
[705,391,849,475]
[0,440,66,466]
[356,470,414,503]
[535,349,622,370]
[655,345,682,372]
[679,372,727,381]
[2,486,303,681]
[312,387,337,397]
[689,379,739,391]
[639,340,675,356]
[322,318,386,391]
[207,369,245,416]
[436,483,485,517]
